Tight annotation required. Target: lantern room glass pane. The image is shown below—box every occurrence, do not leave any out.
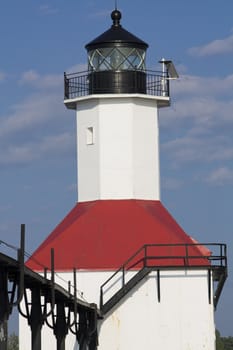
[88,47,146,71]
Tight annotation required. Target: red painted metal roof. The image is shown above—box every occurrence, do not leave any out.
[26,200,210,271]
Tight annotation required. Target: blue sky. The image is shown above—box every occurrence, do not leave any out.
[0,0,232,336]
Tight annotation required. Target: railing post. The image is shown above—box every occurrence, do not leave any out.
[185,244,189,266]
[64,72,67,99]
[166,70,170,97]
[100,288,103,309]
[224,244,227,268]
[208,269,211,304]
[122,267,125,288]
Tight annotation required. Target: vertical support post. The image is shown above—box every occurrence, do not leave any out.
[208,269,211,304]
[166,69,170,97]
[54,302,68,350]
[88,306,98,350]
[160,58,167,97]
[157,270,161,303]
[14,224,25,305]
[50,248,55,313]
[30,286,43,350]
[73,268,79,336]
[77,310,88,350]
[0,269,9,350]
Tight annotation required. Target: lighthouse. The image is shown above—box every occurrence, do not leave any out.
[22,8,227,350]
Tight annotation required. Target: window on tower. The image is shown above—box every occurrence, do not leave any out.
[86,126,94,145]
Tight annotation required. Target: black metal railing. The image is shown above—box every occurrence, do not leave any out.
[99,243,227,310]
[64,69,170,99]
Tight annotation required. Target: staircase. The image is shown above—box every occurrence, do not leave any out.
[100,266,152,315]
[99,243,227,315]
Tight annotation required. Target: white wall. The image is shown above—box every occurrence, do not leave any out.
[19,269,216,350]
[98,270,216,350]
[76,95,160,202]
[76,98,100,202]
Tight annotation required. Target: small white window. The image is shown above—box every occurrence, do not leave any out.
[86,126,94,145]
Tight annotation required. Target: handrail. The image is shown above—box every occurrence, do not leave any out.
[100,243,227,308]
[101,243,226,288]
[64,69,163,78]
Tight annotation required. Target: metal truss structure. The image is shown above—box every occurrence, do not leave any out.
[0,225,99,350]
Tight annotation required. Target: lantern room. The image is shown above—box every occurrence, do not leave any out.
[64,9,176,104]
[85,9,148,94]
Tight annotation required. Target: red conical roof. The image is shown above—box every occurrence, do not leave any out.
[26,200,210,271]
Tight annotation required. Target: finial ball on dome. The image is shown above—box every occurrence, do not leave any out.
[111,9,122,26]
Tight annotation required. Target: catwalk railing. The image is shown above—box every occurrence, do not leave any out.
[100,243,227,314]
[64,69,170,99]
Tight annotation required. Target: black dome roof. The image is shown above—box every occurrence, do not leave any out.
[85,10,148,50]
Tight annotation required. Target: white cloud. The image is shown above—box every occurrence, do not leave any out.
[162,136,205,164]
[162,134,233,165]
[0,205,12,213]
[39,132,74,155]
[19,70,62,89]
[65,63,87,74]
[0,71,6,81]
[0,92,62,138]
[20,70,39,83]
[206,167,233,185]
[39,4,58,15]
[88,10,110,19]
[160,73,233,132]
[0,144,36,165]
[188,33,233,57]
[0,65,86,167]
[171,74,233,97]
[161,177,183,190]
[0,132,74,166]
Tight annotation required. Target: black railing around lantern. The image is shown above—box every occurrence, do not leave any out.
[64,69,170,99]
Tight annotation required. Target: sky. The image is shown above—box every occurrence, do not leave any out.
[0,0,232,337]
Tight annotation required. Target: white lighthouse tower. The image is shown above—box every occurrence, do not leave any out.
[23,8,227,350]
[67,8,166,203]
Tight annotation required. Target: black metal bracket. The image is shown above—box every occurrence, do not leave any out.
[69,269,98,350]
